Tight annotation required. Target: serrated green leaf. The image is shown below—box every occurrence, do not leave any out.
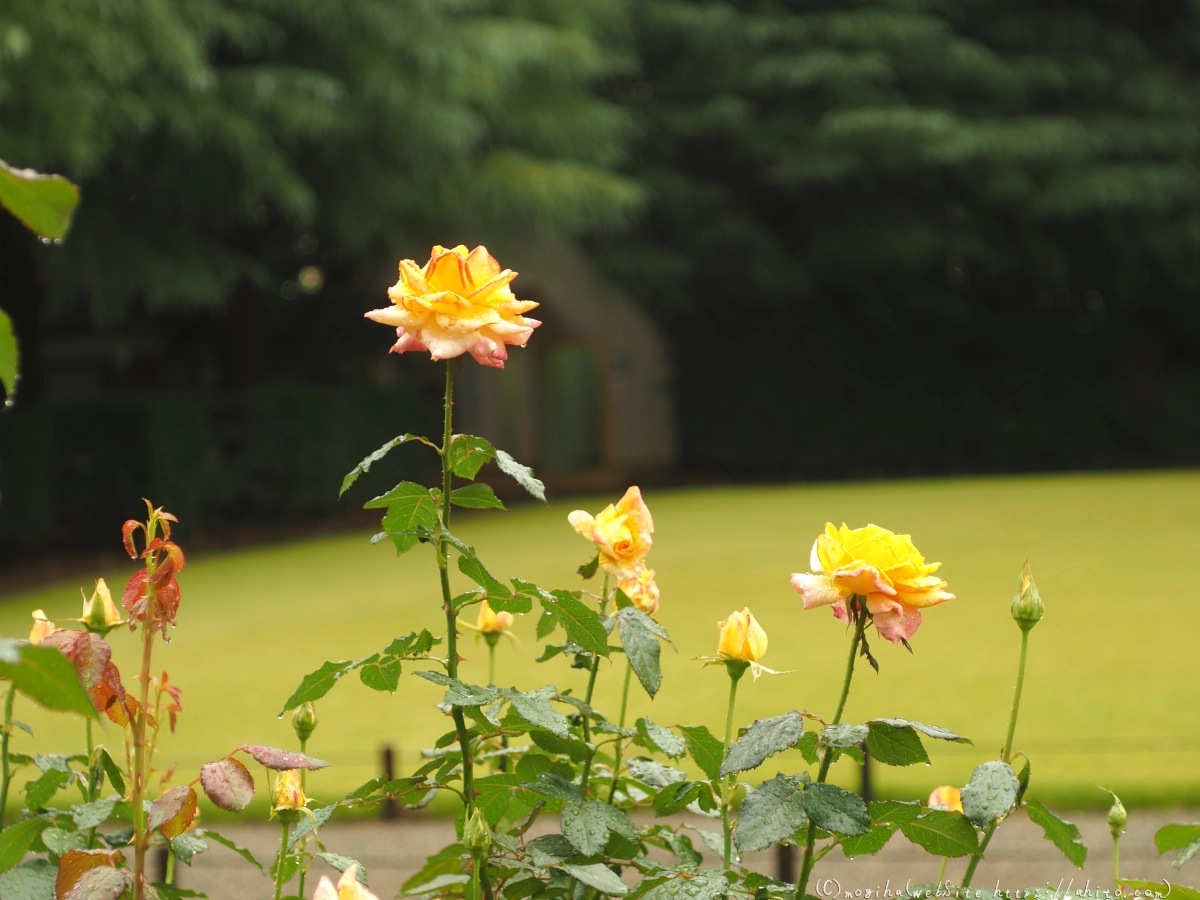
[0,645,96,717]
[1157,823,1200,853]
[561,802,609,855]
[840,824,899,858]
[495,449,545,501]
[70,795,120,830]
[1026,800,1086,868]
[536,608,559,640]
[618,609,662,699]
[821,724,869,750]
[800,783,870,836]
[680,725,724,781]
[899,810,980,857]
[42,827,85,857]
[24,768,71,809]
[653,781,701,817]
[796,731,819,765]
[168,833,209,866]
[316,852,369,885]
[541,592,608,657]
[664,832,703,867]
[340,434,429,496]
[733,773,808,852]
[720,711,807,777]
[869,799,921,826]
[563,863,628,896]
[502,688,569,737]
[642,870,728,900]
[865,722,929,767]
[450,484,505,510]
[1119,881,1200,900]
[868,718,970,744]
[279,660,356,714]
[475,773,521,826]
[0,159,79,240]
[527,833,579,867]
[625,758,686,789]
[0,858,56,900]
[416,671,499,707]
[0,817,49,875]
[637,719,686,759]
[523,772,581,803]
[578,554,600,580]
[530,729,588,763]
[961,761,1019,828]
[98,748,125,796]
[358,655,401,693]
[449,435,496,480]
[370,483,440,556]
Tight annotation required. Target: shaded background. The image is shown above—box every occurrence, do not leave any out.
[2,0,1200,559]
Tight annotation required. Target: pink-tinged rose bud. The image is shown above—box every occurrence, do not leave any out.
[273,769,306,812]
[716,608,768,662]
[365,245,540,368]
[568,486,654,578]
[29,609,56,645]
[927,785,963,813]
[476,600,514,634]
[791,523,953,645]
[617,568,660,615]
[312,864,379,900]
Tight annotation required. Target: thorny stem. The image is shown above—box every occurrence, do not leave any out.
[131,520,161,900]
[578,577,609,798]
[606,661,634,804]
[721,668,743,869]
[797,600,868,897]
[436,361,491,900]
[962,627,1031,888]
[297,737,308,899]
[85,718,98,848]
[274,819,290,900]
[0,683,14,829]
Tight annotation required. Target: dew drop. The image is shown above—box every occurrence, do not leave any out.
[38,236,51,245]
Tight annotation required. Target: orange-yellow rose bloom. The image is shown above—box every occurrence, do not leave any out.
[29,609,56,645]
[365,245,540,368]
[568,486,654,578]
[927,785,963,813]
[273,769,306,811]
[790,523,953,645]
[476,600,514,634]
[618,568,660,615]
[313,864,379,900]
[717,608,768,662]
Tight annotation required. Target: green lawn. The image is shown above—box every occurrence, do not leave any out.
[2,470,1198,813]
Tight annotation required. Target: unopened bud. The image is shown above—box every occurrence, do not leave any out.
[1107,792,1127,836]
[82,579,122,634]
[463,807,492,856]
[274,769,306,813]
[292,702,318,744]
[1010,564,1044,632]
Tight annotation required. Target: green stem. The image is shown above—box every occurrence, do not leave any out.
[166,850,176,887]
[131,524,160,900]
[796,603,868,898]
[436,361,491,900]
[962,627,1031,889]
[936,855,947,887]
[721,669,742,869]
[85,718,98,848]
[1113,832,1120,891]
[0,683,14,829]
[606,661,634,804]
[274,820,289,900]
[578,578,609,798]
[488,641,496,687]
[297,737,307,900]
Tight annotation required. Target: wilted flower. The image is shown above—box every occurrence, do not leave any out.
[791,523,954,645]
[1010,563,1044,631]
[29,609,57,645]
[618,568,660,615]
[82,578,122,633]
[273,769,306,811]
[568,486,654,578]
[365,245,540,368]
[717,609,768,663]
[927,785,963,813]
[313,864,379,900]
[476,600,514,634]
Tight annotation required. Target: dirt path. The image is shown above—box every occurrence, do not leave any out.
[172,809,1197,898]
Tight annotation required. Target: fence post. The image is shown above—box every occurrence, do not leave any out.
[860,740,873,804]
[381,744,399,820]
[776,842,796,882]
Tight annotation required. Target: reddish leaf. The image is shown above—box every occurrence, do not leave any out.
[87,659,131,725]
[148,784,197,838]
[200,757,256,812]
[64,865,129,900]
[163,541,185,575]
[239,744,329,771]
[121,520,141,558]
[155,575,181,634]
[122,570,149,622]
[40,631,112,690]
[56,848,122,899]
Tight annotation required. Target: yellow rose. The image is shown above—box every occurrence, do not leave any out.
[29,609,56,645]
[790,523,953,645]
[364,245,540,368]
[81,578,122,631]
[716,608,768,662]
[617,568,660,615]
[927,785,963,813]
[476,600,514,634]
[273,769,306,811]
[568,486,654,578]
[313,864,379,900]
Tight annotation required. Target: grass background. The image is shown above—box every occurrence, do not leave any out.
[2,470,1198,816]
